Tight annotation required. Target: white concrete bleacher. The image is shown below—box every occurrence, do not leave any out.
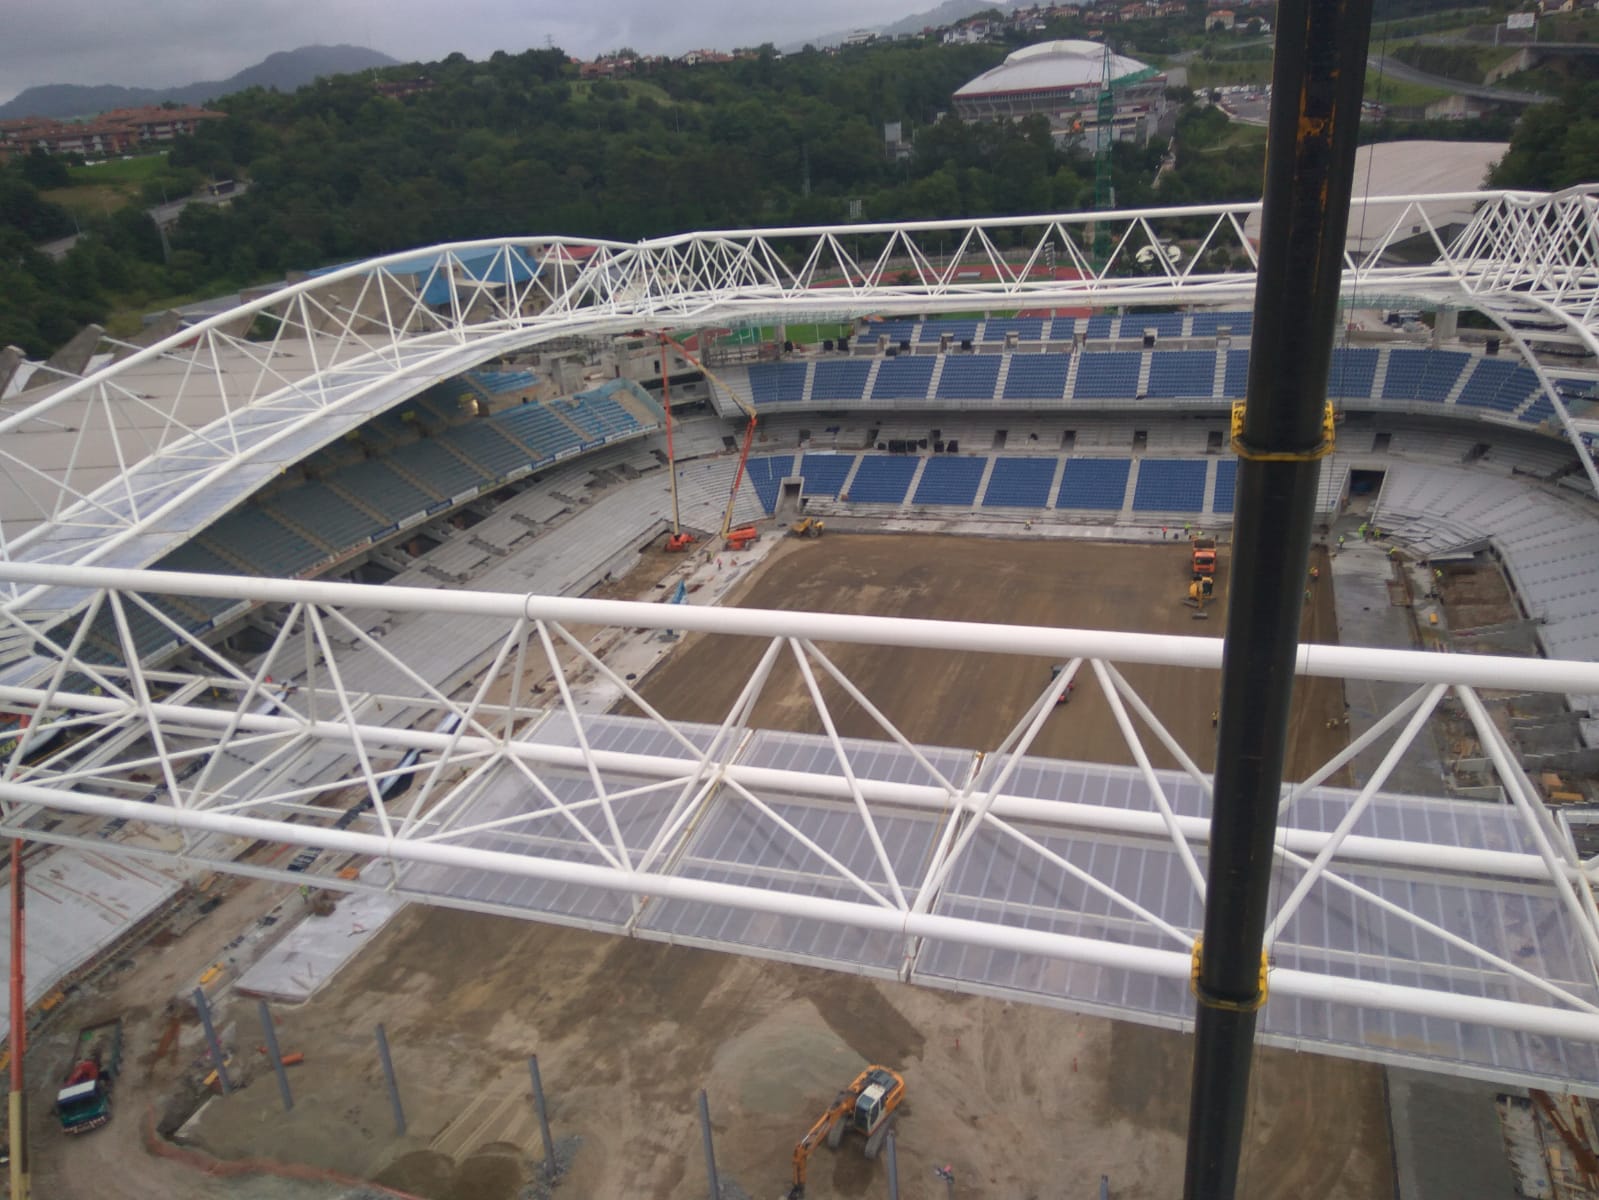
[1371,462,1599,706]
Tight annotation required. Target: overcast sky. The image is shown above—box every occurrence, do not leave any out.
[1,0,942,103]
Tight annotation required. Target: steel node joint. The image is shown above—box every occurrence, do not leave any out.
[1190,938,1270,1013]
[1230,400,1336,462]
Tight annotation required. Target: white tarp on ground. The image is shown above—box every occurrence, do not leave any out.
[233,888,405,1003]
[0,848,185,1039]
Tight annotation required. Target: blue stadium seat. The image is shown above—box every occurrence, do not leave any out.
[800,453,856,497]
[1085,315,1114,339]
[1327,348,1379,399]
[264,481,382,550]
[983,457,1056,508]
[1132,459,1208,513]
[1191,311,1252,337]
[204,508,325,577]
[871,320,918,346]
[1146,351,1218,399]
[935,357,1002,401]
[983,317,1045,343]
[811,361,872,403]
[1381,350,1469,402]
[337,460,439,518]
[1003,354,1072,401]
[870,357,937,401]
[1056,458,1131,510]
[444,421,538,477]
[1072,353,1142,399]
[743,455,795,513]
[1134,313,1185,338]
[748,362,809,406]
[1457,359,1541,414]
[912,457,987,505]
[919,319,979,344]
[846,456,920,503]
[1213,459,1238,515]
[388,439,491,498]
[1223,349,1250,397]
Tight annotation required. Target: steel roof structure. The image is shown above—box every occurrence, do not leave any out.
[3,190,1599,1093]
[4,564,1599,1094]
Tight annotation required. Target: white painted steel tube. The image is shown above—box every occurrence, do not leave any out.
[0,682,1578,882]
[7,562,1599,694]
[3,779,1598,1045]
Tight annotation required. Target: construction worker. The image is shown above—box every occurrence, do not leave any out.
[1389,546,1400,560]
[1337,534,1346,551]
[1309,566,1320,582]
[1211,710,1218,728]
[1358,522,1368,540]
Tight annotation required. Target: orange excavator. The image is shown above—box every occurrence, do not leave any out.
[788,1065,906,1199]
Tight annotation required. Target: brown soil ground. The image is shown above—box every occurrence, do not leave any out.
[629,533,1347,778]
[33,532,1385,1199]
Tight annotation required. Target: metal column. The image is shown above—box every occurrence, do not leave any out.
[1182,0,1373,1196]
[192,986,231,1095]
[257,1000,293,1112]
[529,1055,557,1179]
[374,1023,405,1135]
[697,1088,721,1200]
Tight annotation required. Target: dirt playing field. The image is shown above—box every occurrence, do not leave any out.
[631,533,1347,778]
[37,531,1385,1200]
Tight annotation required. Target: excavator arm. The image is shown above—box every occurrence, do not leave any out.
[789,1096,852,1200]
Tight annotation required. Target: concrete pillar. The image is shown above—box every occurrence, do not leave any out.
[1433,308,1458,347]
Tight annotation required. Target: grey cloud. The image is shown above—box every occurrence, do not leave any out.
[1,0,923,103]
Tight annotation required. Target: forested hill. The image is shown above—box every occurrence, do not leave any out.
[9,38,1179,358]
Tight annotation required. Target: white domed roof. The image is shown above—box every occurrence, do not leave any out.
[954,40,1154,97]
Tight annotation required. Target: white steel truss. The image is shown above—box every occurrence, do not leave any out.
[4,188,1599,628]
[5,562,1599,1093]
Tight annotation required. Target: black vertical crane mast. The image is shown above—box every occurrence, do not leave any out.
[1183,0,1373,1197]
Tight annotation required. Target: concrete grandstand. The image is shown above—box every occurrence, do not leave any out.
[5,191,1599,1189]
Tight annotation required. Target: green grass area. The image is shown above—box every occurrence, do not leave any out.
[38,184,123,223]
[1186,60,1273,89]
[569,78,676,105]
[66,153,167,185]
[721,321,855,345]
[1368,76,1454,108]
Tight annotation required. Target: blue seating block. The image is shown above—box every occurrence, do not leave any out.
[1003,354,1071,401]
[912,457,987,505]
[811,361,872,402]
[1072,353,1142,399]
[1457,359,1540,413]
[1085,315,1114,339]
[1132,459,1208,513]
[1056,458,1131,510]
[984,317,1044,342]
[744,455,794,513]
[1213,458,1238,515]
[799,454,857,497]
[1328,348,1379,399]
[870,357,937,401]
[1146,351,1218,399]
[983,457,1056,508]
[1191,311,1252,337]
[847,456,919,503]
[1223,349,1250,397]
[919,319,979,344]
[935,356,1002,401]
[1381,350,1469,402]
[748,363,809,406]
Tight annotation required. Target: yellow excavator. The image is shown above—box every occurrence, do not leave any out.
[788,1065,905,1199]
[1184,574,1215,617]
[790,517,824,538]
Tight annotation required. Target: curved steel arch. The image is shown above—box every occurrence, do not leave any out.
[3,188,1597,620]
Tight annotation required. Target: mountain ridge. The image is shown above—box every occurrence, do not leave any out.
[0,45,399,120]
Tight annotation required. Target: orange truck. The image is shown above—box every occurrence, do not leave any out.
[1191,536,1217,579]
